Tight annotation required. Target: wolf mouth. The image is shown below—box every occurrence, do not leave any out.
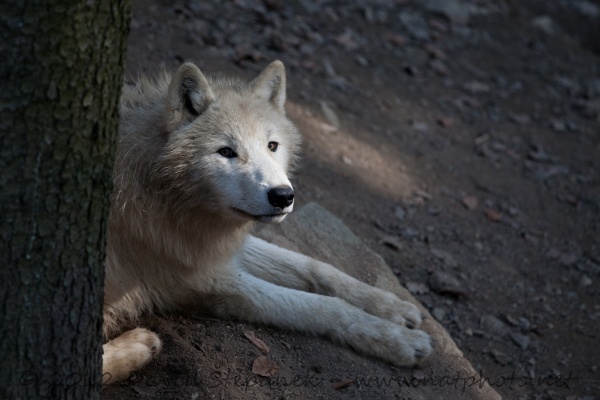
[230,207,288,221]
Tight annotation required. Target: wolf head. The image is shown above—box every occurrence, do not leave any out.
[153,61,301,223]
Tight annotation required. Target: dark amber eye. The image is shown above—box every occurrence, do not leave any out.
[268,141,278,152]
[218,147,237,158]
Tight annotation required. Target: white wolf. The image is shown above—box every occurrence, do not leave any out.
[102,60,432,383]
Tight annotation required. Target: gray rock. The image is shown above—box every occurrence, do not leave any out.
[430,247,459,267]
[399,10,431,41]
[423,0,473,24]
[510,332,531,350]
[480,315,510,337]
[429,271,465,297]
[395,205,407,220]
[432,307,447,321]
[257,203,501,400]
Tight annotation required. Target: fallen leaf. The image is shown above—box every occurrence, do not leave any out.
[332,379,354,390]
[244,331,270,355]
[251,356,278,377]
[485,209,503,222]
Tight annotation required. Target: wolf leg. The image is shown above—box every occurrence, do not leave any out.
[239,236,423,328]
[102,328,162,384]
[207,268,432,367]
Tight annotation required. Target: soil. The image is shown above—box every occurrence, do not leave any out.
[106,0,600,399]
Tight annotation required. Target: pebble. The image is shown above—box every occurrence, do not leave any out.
[380,235,403,251]
[462,196,479,210]
[463,81,491,94]
[395,205,407,220]
[406,281,430,295]
[580,275,592,287]
[510,332,531,350]
[430,247,459,267]
[399,10,431,41]
[423,0,473,24]
[429,271,465,297]
[480,315,510,337]
[509,113,531,125]
[320,101,340,130]
[432,307,446,321]
[531,16,555,34]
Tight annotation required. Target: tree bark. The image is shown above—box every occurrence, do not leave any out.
[0,2,130,399]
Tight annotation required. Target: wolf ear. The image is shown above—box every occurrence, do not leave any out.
[250,60,286,111]
[166,62,214,128]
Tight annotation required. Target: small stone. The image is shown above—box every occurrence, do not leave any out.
[423,0,472,25]
[395,206,406,220]
[463,81,491,94]
[480,315,510,337]
[399,10,430,41]
[341,155,353,165]
[355,55,368,66]
[490,350,510,366]
[462,196,479,210]
[580,275,592,287]
[549,119,566,131]
[465,328,473,336]
[380,235,403,251]
[411,121,429,131]
[431,307,446,321]
[406,281,430,295]
[532,16,555,34]
[334,29,360,51]
[510,332,531,350]
[430,247,458,267]
[429,271,465,297]
[518,317,532,331]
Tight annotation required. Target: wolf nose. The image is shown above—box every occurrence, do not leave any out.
[267,186,294,209]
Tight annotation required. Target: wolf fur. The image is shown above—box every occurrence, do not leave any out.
[102,61,432,384]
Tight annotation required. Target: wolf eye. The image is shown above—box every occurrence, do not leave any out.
[218,147,237,158]
[268,141,279,152]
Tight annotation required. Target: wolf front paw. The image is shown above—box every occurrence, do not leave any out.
[102,328,162,384]
[347,320,433,367]
[367,291,424,329]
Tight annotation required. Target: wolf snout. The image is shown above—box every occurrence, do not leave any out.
[267,186,294,209]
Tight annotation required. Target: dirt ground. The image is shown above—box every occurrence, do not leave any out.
[106,0,600,399]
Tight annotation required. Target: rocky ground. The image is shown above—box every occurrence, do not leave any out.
[106,0,600,399]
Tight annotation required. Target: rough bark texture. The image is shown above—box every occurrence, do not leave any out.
[0,2,130,399]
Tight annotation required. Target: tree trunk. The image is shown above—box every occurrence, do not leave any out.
[0,2,130,399]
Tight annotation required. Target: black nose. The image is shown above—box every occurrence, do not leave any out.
[267,186,294,209]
